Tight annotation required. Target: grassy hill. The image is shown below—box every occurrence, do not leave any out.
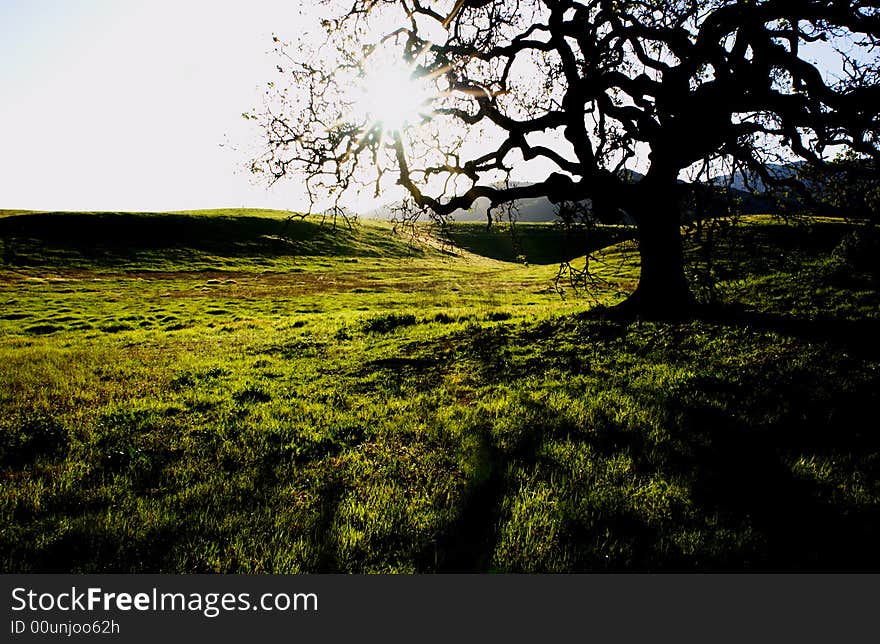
[441,220,634,265]
[1,209,878,572]
[0,209,428,270]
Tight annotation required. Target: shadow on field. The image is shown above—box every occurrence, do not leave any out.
[2,309,878,572]
[431,438,506,572]
[665,399,880,570]
[34,524,183,573]
[702,305,880,357]
[416,310,880,571]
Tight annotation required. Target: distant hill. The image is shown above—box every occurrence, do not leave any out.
[441,221,635,265]
[361,181,563,223]
[709,162,804,193]
[0,209,429,268]
[362,170,783,224]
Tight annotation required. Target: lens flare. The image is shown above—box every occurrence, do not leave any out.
[354,59,434,133]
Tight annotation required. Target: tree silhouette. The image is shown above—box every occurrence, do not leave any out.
[253,0,880,316]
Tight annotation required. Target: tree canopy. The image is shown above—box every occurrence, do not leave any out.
[253,0,880,316]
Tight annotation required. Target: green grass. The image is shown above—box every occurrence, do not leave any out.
[1,209,878,572]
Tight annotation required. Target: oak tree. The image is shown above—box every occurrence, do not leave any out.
[254,0,880,316]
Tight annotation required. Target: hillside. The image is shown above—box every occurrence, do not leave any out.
[0,208,640,268]
[440,221,635,264]
[0,209,430,270]
[1,209,878,572]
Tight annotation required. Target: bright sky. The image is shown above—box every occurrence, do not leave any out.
[0,0,320,212]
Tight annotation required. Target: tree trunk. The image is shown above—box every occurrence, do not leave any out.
[618,197,693,318]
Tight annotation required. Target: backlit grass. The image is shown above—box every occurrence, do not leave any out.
[1,210,877,571]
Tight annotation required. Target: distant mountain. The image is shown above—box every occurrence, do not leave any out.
[361,166,803,223]
[361,177,636,224]
[361,180,561,223]
[709,162,804,193]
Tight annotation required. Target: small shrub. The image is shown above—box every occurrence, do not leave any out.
[832,227,879,276]
[24,324,63,335]
[233,385,272,404]
[361,313,417,333]
[170,372,197,390]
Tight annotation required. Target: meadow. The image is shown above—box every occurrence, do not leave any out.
[1,208,878,572]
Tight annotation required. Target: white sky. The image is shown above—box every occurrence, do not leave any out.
[1,0,321,212]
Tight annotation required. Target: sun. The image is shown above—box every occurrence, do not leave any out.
[354,59,434,133]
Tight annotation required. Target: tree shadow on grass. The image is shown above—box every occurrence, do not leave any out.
[698,303,880,357]
[430,437,506,572]
[13,522,187,573]
[662,401,879,570]
[5,302,878,572]
[427,308,880,571]
[462,390,880,571]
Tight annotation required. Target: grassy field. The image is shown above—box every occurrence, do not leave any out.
[1,209,878,572]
